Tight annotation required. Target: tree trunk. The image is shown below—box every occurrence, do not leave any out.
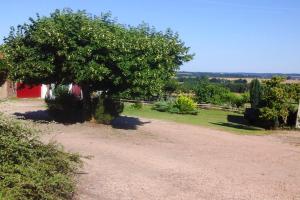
[81,84,92,121]
[296,100,300,129]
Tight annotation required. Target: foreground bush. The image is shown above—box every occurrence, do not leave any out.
[153,95,198,115]
[0,114,81,200]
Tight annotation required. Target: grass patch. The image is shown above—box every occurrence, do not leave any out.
[123,104,267,134]
[0,114,81,200]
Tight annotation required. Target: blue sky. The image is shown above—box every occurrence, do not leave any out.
[0,0,299,73]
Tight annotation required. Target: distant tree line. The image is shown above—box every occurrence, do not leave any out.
[177,71,300,79]
[163,76,250,108]
[178,76,249,93]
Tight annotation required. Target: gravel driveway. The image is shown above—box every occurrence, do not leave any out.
[1,100,300,200]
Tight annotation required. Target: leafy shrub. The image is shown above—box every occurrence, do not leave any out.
[244,77,300,129]
[244,108,261,123]
[168,106,180,114]
[173,95,198,115]
[163,79,179,96]
[226,93,250,108]
[244,108,279,129]
[153,95,198,115]
[0,114,81,200]
[92,96,124,124]
[287,106,298,127]
[45,85,83,122]
[152,101,171,112]
[194,83,232,105]
[249,79,262,109]
[130,101,143,110]
[258,77,292,129]
[0,52,8,86]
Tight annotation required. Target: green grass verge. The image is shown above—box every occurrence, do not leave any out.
[0,114,81,200]
[123,104,268,135]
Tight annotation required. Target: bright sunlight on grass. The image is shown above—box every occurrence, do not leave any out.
[123,104,267,134]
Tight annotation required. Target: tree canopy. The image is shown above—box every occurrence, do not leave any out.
[0,50,7,85]
[3,9,193,98]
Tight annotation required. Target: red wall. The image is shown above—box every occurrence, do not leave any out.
[17,83,41,98]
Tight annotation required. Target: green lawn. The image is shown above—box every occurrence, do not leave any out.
[123,104,268,135]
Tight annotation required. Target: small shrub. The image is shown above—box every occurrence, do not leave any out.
[45,85,83,122]
[225,93,249,108]
[194,83,231,105]
[0,114,81,200]
[168,106,180,114]
[287,106,298,127]
[92,96,124,124]
[130,101,143,110]
[249,79,262,109]
[153,95,198,115]
[244,108,260,123]
[244,108,275,129]
[173,95,198,115]
[152,101,171,112]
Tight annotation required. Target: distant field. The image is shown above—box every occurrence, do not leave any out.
[123,104,267,135]
[177,71,300,84]
[211,77,300,84]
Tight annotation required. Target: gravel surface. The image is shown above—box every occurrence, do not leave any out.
[1,100,300,200]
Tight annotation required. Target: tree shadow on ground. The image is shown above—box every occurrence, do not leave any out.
[210,114,263,131]
[14,110,52,123]
[111,116,151,130]
[14,110,83,125]
[211,122,262,131]
[13,111,150,130]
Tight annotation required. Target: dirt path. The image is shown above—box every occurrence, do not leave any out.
[1,100,300,200]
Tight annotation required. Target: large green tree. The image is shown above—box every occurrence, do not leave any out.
[0,50,7,85]
[260,77,299,128]
[3,9,193,118]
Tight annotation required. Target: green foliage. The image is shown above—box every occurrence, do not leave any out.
[163,78,179,96]
[92,96,124,124]
[284,83,300,102]
[244,108,260,124]
[210,78,249,93]
[194,82,231,105]
[45,85,82,122]
[0,50,7,86]
[244,108,275,128]
[129,101,143,110]
[179,77,249,108]
[153,95,198,115]
[259,77,289,127]
[152,100,171,112]
[173,95,198,114]
[3,9,193,117]
[249,79,262,108]
[245,77,300,129]
[180,77,249,94]
[0,114,80,200]
[247,77,300,129]
[227,92,250,108]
